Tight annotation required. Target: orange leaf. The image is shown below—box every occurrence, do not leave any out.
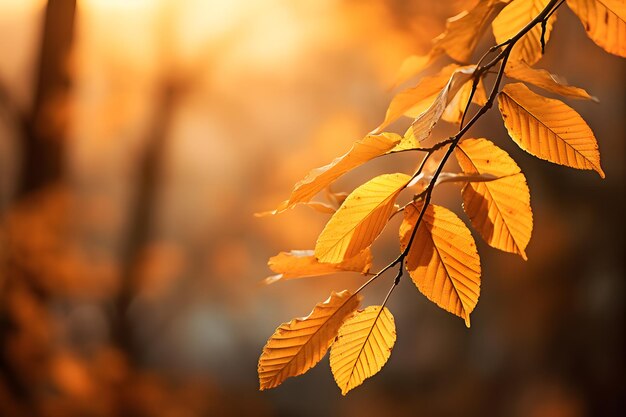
[456,138,533,259]
[391,52,439,89]
[315,173,411,263]
[505,60,598,101]
[262,249,373,285]
[258,290,361,390]
[400,204,481,327]
[492,0,557,65]
[567,0,626,57]
[498,83,605,177]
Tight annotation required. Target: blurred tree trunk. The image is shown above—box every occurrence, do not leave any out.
[18,0,76,197]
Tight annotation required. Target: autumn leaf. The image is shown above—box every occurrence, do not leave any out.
[434,0,507,63]
[442,77,488,124]
[388,127,420,152]
[258,290,361,390]
[392,53,439,88]
[493,0,557,65]
[264,134,401,215]
[373,64,460,133]
[498,83,605,177]
[315,173,411,263]
[456,138,533,259]
[400,204,481,327]
[330,306,396,395]
[505,60,598,101]
[409,66,477,141]
[262,249,373,285]
[567,0,626,57]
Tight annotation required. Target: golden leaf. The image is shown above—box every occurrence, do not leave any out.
[400,204,481,327]
[442,77,488,124]
[373,64,460,133]
[315,173,411,264]
[388,126,419,152]
[492,0,557,65]
[434,0,507,63]
[330,306,396,395]
[266,134,401,214]
[456,138,533,259]
[409,66,477,141]
[567,0,626,57]
[505,60,598,101]
[392,52,439,89]
[498,83,605,177]
[263,249,373,285]
[258,290,362,390]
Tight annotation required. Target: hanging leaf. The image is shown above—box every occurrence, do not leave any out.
[409,66,477,142]
[492,0,557,65]
[505,60,598,101]
[567,0,626,57]
[258,290,362,390]
[388,126,420,152]
[434,0,507,63]
[400,204,481,327]
[392,52,439,89]
[442,77,488,124]
[315,173,411,263]
[456,138,533,259]
[263,134,401,215]
[498,83,605,177]
[262,249,373,285]
[330,306,396,395]
[373,64,460,133]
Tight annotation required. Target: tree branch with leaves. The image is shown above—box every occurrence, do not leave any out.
[256,0,623,395]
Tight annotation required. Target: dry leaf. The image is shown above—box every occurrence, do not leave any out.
[492,0,557,65]
[456,138,533,259]
[442,77,488,124]
[258,290,362,390]
[567,0,626,57]
[315,173,411,263]
[263,249,373,285]
[498,83,605,177]
[400,204,481,327]
[505,60,598,101]
[330,306,396,395]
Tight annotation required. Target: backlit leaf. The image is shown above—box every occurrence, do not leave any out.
[330,306,396,395]
[267,134,401,214]
[263,249,373,285]
[434,0,507,62]
[567,0,626,57]
[400,204,481,327]
[505,60,598,101]
[373,64,460,133]
[409,66,477,141]
[315,173,411,263]
[442,77,488,124]
[258,290,361,390]
[456,138,533,259]
[492,0,557,65]
[392,53,439,88]
[498,83,605,177]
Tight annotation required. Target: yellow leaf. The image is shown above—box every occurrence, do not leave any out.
[258,290,362,390]
[442,77,488,124]
[505,60,598,101]
[373,64,460,133]
[330,306,396,395]
[263,249,373,285]
[498,83,605,177]
[456,138,533,259]
[392,52,439,89]
[409,66,477,141]
[267,134,401,214]
[567,0,626,57]
[388,126,420,152]
[492,0,557,65]
[315,173,411,263]
[400,204,481,327]
[434,0,507,63]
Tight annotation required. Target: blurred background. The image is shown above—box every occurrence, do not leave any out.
[0,0,623,416]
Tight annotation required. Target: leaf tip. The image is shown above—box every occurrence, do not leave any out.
[464,316,471,328]
[596,167,606,179]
